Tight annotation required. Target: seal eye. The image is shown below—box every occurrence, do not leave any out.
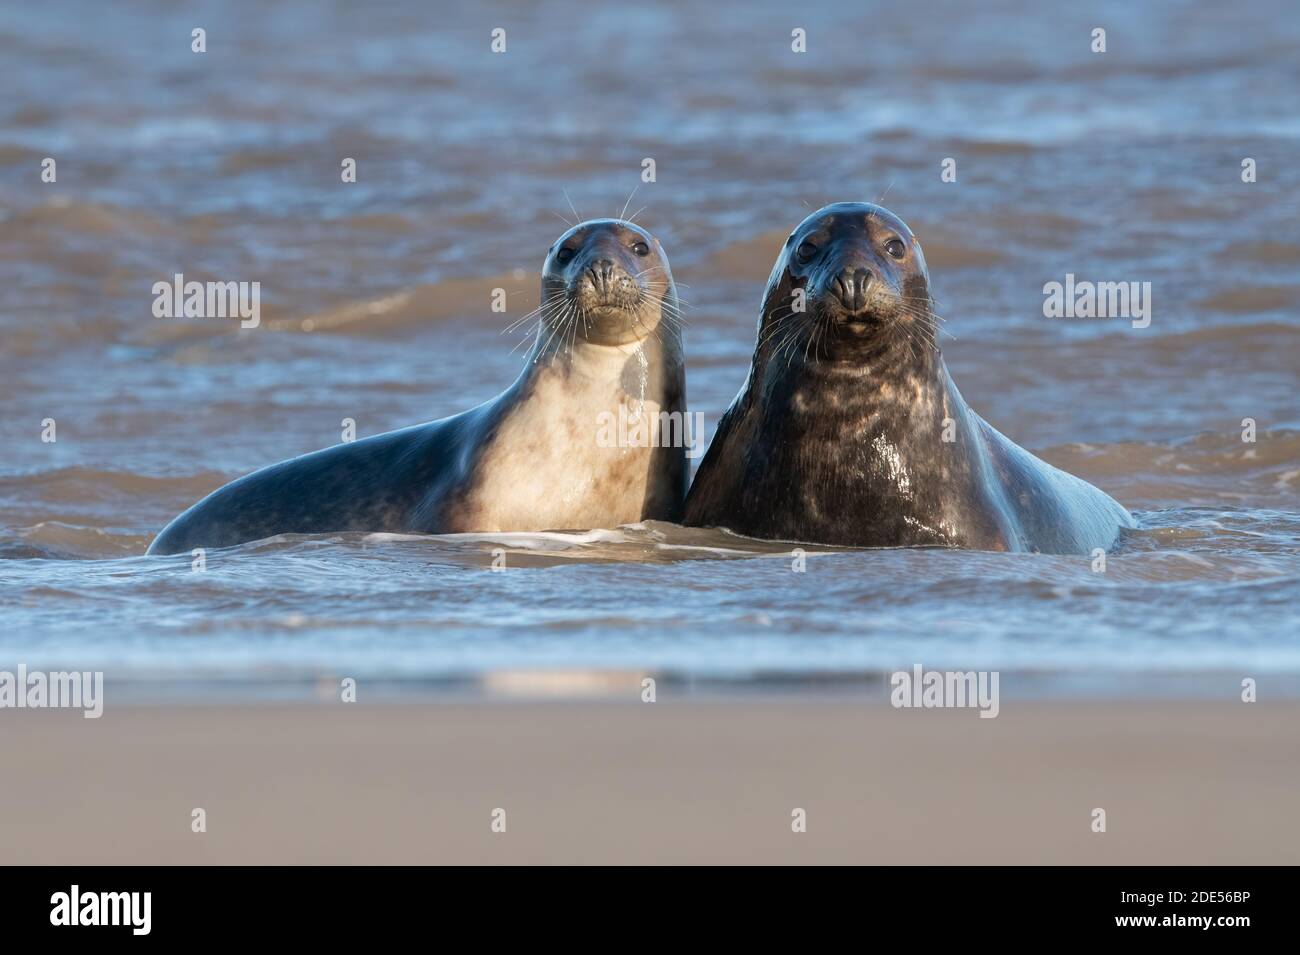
[555,247,575,265]
[885,238,906,259]
[631,241,650,257]
[795,241,818,264]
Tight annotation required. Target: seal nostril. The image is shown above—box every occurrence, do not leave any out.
[852,268,872,309]
[833,274,849,305]
[830,268,873,312]
[833,269,873,309]
[590,258,617,293]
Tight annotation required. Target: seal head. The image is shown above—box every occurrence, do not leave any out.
[759,201,937,371]
[541,218,677,348]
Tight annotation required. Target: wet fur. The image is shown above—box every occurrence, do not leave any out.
[684,202,1134,555]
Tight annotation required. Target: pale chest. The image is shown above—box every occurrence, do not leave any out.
[453,378,668,532]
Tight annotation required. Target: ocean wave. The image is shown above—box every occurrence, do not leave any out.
[1039,429,1300,507]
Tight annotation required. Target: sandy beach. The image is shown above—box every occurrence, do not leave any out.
[3,698,1296,865]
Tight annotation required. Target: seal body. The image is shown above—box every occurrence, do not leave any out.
[148,219,687,555]
[684,202,1134,555]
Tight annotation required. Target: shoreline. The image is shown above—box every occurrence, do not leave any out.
[5,667,1295,704]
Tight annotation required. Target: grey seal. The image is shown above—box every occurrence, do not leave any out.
[684,202,1134,555]
[149,218,687,555]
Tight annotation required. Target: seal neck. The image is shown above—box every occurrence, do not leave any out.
[741,333,955,478]
[515,316,686,416]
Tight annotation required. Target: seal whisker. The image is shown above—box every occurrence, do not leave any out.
[802,313,819,364]
[505,302,569,355]
[619,184,640,222]
[552,300,571,357]
[634,269,692,297]
[651,293,691,313]
[896,300,946,320]
[757,306,806,348]
[511,317,551,356]
[633,266,671,281]
[779,325,807,373]
[558,300,580,355]
[759,310,795,343]
[757,320,796,351]
[534,300,572,362]
[902,313,940,355]
[883,307,926,361]
[502,311,541,335]
[758,321,802,353]
[652,301,685,323]
[813,309,832,362]
[759,314,792,352]
[891,315,923,364]
[894,302,954,344]
[644,288,693,311]
[768,310,816,372]
[566,301,581,355]
[505,305,569,349]
[562,188,582,224]
[502,297,566,335]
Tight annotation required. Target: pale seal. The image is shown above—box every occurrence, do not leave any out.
[148,218,687,554]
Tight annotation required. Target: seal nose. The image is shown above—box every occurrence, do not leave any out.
[832,267,873,312]
[589,258,617,294]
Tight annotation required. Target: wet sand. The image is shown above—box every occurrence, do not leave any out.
[3,699,1297,865]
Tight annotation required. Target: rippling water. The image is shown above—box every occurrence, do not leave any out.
[1,0,1297,688]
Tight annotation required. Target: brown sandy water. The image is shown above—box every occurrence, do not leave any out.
[0,0,1297,688]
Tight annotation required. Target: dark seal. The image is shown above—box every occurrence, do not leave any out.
[684,202,1134,554]
[148,218,687,555]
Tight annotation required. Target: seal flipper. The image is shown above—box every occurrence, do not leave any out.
[975,419,1136,554]
[146,421,455,555]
